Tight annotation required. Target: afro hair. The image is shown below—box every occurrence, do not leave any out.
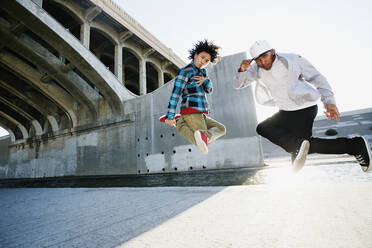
[188,39,220,63]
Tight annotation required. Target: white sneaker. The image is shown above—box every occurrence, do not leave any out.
[292,140,310,172]
[194,130,208,155]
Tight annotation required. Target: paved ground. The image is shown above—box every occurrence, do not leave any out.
[1,161,372,248]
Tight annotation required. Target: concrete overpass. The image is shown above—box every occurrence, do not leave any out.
[0,0,263,181]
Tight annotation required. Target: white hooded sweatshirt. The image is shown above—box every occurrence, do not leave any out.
[234,53,336,111]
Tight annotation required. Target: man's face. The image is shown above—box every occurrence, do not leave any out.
[255,49,275,70]
[194,51,211,69]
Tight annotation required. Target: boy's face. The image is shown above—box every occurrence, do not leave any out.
[193,51,211,69]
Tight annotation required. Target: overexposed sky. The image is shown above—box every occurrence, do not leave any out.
[113,0,372,120]
[0,0,371,137]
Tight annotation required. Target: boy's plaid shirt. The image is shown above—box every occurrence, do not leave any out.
[166,62,212,120]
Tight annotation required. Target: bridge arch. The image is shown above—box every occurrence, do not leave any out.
[122,47,140,95]
[90,27,116,74]
[145,60,162,93]
[164,72,173,84]
[0,124,15,142]
[42,0,83,40]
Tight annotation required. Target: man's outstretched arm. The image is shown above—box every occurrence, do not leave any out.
[234,59,258,89]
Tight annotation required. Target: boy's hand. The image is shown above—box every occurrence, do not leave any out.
[239,59,252,72]
[193,75,205,87]
[324,104,340,121]
[165,119,176,127]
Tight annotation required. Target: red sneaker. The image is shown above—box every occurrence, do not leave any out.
[200,131,208,146]
[159,114,181,123]
[194,130,208,155]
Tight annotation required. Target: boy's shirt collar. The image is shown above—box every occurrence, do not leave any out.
[191,61,201,72]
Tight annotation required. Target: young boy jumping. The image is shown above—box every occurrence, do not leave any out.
[160,40,226,154]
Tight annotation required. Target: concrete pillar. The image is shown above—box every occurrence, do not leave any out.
[114,44,123,83]
[80,22,90,49]
[31,120,43,136]
[46,115,59,132]
[158,70,164,87]
[139,58,146,95]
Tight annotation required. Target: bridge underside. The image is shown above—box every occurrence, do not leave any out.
[0,0,263,180]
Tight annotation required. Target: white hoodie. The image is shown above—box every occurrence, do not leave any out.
[234,53,336,110]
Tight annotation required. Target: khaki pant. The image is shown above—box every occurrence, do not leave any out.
[176,113,226,146]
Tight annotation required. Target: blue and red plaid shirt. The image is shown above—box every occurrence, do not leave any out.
[166,62,212,120]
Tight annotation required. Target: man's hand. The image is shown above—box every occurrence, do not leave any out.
[238,59,253,72]
[165,119,176,127]
[324,104,340,121]
[193,75,205,87]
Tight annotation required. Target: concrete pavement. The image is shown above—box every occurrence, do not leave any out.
[1,162,372,248]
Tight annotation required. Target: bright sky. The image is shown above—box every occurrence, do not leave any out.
[113,0,372,121]
[0,0,371,137]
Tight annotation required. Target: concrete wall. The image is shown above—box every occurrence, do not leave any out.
[0,52,264,179]
[128,52,263,173]
[2,122,136,178]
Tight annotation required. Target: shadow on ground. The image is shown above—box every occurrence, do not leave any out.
[0,166,265,188]
[0,186,227,247]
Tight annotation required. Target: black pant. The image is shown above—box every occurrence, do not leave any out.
[256,105,358,155]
